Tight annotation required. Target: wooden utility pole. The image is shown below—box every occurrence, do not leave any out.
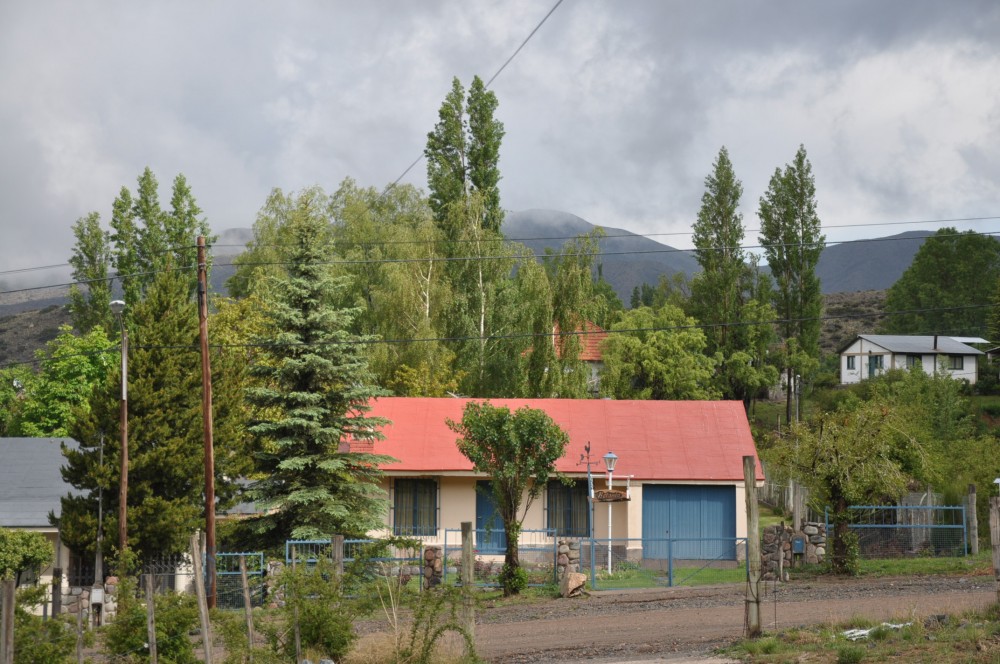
[967,484,978,556]
[190,534,214,664]
[990,496,1000,605]
[1,578,14,664]
[197,236,217,609]
[461,522,475,639]
[239,556,255,662]
[743,455,762,638]
[145,574,158,664]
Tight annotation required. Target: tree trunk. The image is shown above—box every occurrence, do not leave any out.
[502,523,520,597]
[831,493,851,574]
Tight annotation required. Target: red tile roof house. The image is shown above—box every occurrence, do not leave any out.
[350,397,764,565]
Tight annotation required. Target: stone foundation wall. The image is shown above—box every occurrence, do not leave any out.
[62,576,118,623]
[760,521,827,580]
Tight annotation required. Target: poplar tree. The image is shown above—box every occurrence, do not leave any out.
[243,191,393,547]
[758,145,824,421]
[690,147,777,407]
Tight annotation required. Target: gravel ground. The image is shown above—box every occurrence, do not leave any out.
[404,573,997,662]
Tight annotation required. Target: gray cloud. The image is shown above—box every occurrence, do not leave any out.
[1,0,998,283]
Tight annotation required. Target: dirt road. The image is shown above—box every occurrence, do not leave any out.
[469,575,997,662]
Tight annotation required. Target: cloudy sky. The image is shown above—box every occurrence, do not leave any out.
[2,0,999,282]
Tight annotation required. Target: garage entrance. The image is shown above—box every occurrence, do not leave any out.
[642,485,736,560]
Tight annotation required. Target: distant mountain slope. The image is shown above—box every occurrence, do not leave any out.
[815,231,932,293]
[504,209,700,302]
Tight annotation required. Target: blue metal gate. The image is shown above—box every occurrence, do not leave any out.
[642,485,736,560]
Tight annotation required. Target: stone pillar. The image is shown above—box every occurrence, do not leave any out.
[423,546,443,589]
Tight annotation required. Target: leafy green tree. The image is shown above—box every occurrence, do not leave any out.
[227,187,298,299]
[0,365,34,436]
[13,326,114,437]
[0,528,52,582]
[766,397,926,574]
[448,402,569,596]
[600,305,720,400]
[425,76,505,234]
[690,147,778,408]
[758,145,825,421]
[883,228,1000,336]
[68,211,113,333]
[543,230,616,398]
[242,191,393,547]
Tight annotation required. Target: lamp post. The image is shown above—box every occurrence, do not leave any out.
[110,300,129,563]
[603,451,618,576]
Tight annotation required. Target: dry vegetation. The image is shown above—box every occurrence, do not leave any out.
[821,289,887,355]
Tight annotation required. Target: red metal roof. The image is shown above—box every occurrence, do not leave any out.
[358,398,763,482]
[552,321,608,362]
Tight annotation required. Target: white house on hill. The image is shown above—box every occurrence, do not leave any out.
[839,335,983,385]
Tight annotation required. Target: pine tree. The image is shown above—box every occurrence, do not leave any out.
[243,191,392,547]
[68,212,113,334]
[60,269,250,562]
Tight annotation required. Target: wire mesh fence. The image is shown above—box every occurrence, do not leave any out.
[826,505,968,558]
[442,529,559,587]
[214,552,265,609]
[587,537,749,590]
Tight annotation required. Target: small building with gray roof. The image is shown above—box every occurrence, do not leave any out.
[839,334,983,385]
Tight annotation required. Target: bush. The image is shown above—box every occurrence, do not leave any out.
[103,578,200,664]
[14,587,80,664]
[265,559,357,661]
[498,563,527,596]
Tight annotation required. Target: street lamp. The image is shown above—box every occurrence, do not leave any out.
[110,300,129,563]
[603,451,618,576]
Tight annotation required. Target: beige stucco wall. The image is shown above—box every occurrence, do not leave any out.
[375,475,752,545]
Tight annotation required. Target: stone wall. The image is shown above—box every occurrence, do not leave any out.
[423,546,443,588]
[62,576,118,623]
[760,521,827,580]
[556,539,581,578]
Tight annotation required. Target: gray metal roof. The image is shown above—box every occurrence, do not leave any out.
[857,335,984,355]
[0,437,79,528]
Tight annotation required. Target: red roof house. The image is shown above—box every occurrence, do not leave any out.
[357,398,762,561]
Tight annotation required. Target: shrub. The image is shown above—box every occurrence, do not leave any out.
[14,587,80,664]
[103,578,200,664]
[265,559,357,661]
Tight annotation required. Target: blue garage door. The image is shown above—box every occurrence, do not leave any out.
[476,481,506,553]
[642,485,736,560]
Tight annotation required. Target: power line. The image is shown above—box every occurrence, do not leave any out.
[215,229,1000,270]
[206,214,1000,252]
[385,0,566,189]
[4,228,998,298]
[1,301,990,371]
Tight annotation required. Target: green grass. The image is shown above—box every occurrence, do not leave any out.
[789,549,993,579]
[722,601,1000,663]
[591,562,748,589]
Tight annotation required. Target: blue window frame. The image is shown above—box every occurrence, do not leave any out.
[547,480,589,537]
[393,479,437,536]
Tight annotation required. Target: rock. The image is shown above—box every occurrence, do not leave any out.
[806,554,819,564]
[568,541,580,551]
[560,572,587,598]
[558,544,570,554]
[803,525,819,535]
[815,547,825,556]
[557,553,569,566]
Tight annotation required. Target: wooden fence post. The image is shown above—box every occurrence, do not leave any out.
[145,574,158,664]
[744,455,762,638]
[460,522,475,640]
[239,555,255,662]
[291,548,302,664]
[990,496,1000,605]
[1,578,14,664]
[967,484,978,556]
[331,535,344,576]
[190,534,214,664]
